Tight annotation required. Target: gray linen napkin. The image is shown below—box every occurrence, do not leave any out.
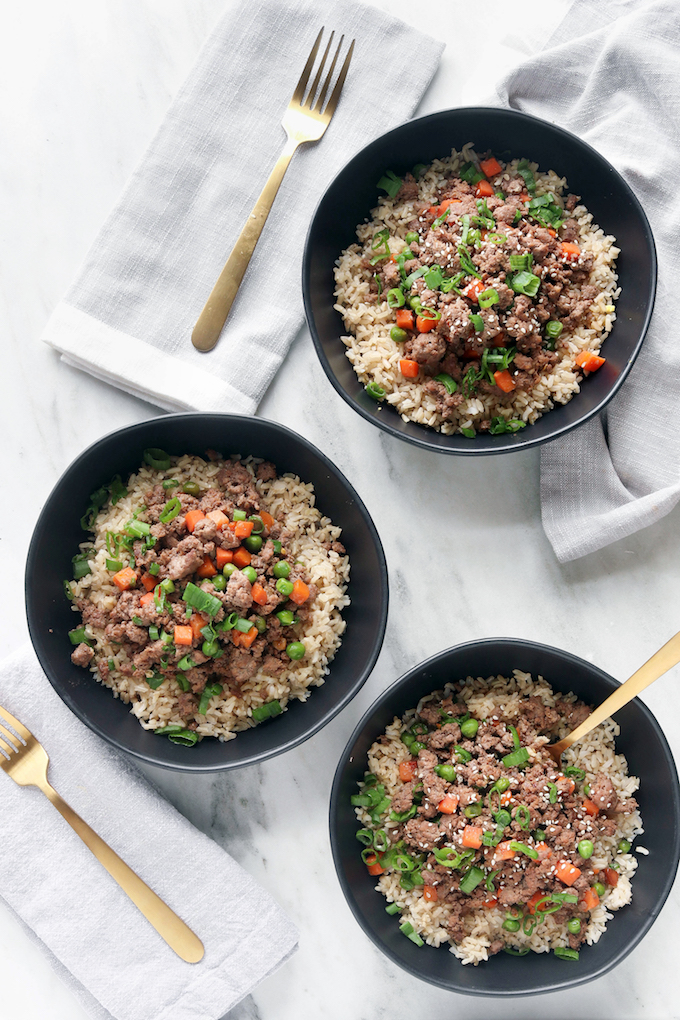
[0,645,298,1020]
[494,0,680,562]
[41,0,444,413]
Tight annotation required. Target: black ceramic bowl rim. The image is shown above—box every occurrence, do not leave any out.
[329,638,680,996]
[303,106,657,455]
[25,412,388,772]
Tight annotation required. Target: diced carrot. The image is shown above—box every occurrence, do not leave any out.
[494,369,516,393]
[480,156,503,178]
[396,309,414,331]
[173,625,193,646]
[535,841,552,861]
[561,241,581,260]
[399,760,418,782]
[475,179,494,198]
[575,351,606,373]
[427,205,438,216]
[140,572,157,592]
[112,567,137,591]
[206,509,229,529]
[232,547,252,568]
[227,521,237,531]
[251,582,268,606]
[438,795,459,815]
[232,625,258,649]
[462,280,485,303]
[604,868,619,887]
[259,510,275,530]
[435,198,462,218]
[520,192,530,203]
[494,841,517,861]
[399,359,419,378]
[583,798,599,816]
[234,520,254,539]
[462,347,480,360]
[290,579,310,605]
[527,890,552,914]
[579,887,600,912]
[416,314,437,333]
[195,555,217,579]
[366,853,385,876]
[461,825,483,849]
[184,509,206,533]
[189,612,208,641]
[555,860,582,886]
[483,896,498,909]
[558,775,576,795]
[500,790,513,806]
[215,547,234,569]
[494,332,506,347]
[139,592,155,608]
[422,885,438,902]
[548,228,557,237]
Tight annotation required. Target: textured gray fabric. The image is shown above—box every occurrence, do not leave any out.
[0,646,298,1020]
[495,0,680,561]
[41,0,444,414]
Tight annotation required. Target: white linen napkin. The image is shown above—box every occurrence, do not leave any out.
[41,0,444,414]
[494,0,680,562]
[0,645,298,1020]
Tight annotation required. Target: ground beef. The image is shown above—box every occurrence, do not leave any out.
[71,642,94,667]
[160,535,206,580]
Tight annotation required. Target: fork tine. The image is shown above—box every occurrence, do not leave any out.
[314,34,343,113]
[320,38,355,119]
[304,31,334,110]
[0,704,32,743]
[0,722,21,752]
[0,734,17,758]
[291,27,324,105]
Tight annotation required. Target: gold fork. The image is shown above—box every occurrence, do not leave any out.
[191,28,355,353]
[0,703,204,963]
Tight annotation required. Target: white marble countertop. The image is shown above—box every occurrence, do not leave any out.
[2,1,679,1017]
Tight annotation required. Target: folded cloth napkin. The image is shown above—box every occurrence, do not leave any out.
[494,0,680,562]
[0,645,298,1020]
[41,0,444,413]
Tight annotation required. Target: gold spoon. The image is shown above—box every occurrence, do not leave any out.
[547,629,680,765]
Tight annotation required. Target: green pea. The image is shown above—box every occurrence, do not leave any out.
[182,481,200,495]
[533,829,546,842]
[618,839,631,853]
[244,535,263,553]
[593,882,606,898]
[222,562,237,578]
[502,918,520,932]
[273,560,290,579]
[276,610,297,626]
[286,641,305,660]
[254,616,266,634]
[494,777,510,793]
[202,640,220,657]
[567,918,581,934]
[577,839,594,859]
[434,764,456,782]
[276,578,294,597]
[408,294,422,311]
[411,740,426,754]
[212,574,226,591]
[272,540,282,555]
[241,566,257,584]
[405,231,419,244]
[390,327,407,343]
[460,718,479,739]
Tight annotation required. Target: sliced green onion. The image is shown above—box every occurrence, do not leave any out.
[489,416,526,435]
[454,746,472,762]
[510,271,541,297]
[553,947,579,961]
[182,581,221,617]
[458,246,481,279]
[545,320,564,339]
[162,478,179,490]
[486,869,500,891]
[198,682,223,715]
[423,265,444,290]
[146,671,165,690]
[63,579,75,601]
[168,729,199,747]
[433,373,457,395]
[564,766,585,781]
[72,552,92,579]
[508,840,538,859]
[459,866,485,895]
[464,802,483,818]
[459,160,484,185]
[143,448,171,471]
[68,626,91,646]
[251,699,283,723]
[548,782,558,804]
[355,828,373,846]
[148,562,160,576]
[154,724,184,735]
[106,558,123,572]
[148,625,160,641]
[503,946,530,956]
[387,288,405,308]
[177,655,194,672]
[515,159,536,195]
[469,313,484,333]
[509,253,533,271]
[494,809,511,828]
[487,232,507,244]
[159,498,181,523]
[502,747,529,768]
[513,805,531,830]
[365,382,386,401]
[390,805,417,823]
[385,901,401,915]
[377,170,402,198]
[404,266,428,289]
[234,617,254,633]
[440,271,465,294]
[432,206,450,229]
[460,213,471,246]
[478,287,499,309]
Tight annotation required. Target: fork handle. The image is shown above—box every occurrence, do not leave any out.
[191,137,299,352]
[41,782,204,963]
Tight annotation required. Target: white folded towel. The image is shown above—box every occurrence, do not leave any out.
[41,0,444,414]
[0,645,298,1020]
[495,0,680,561]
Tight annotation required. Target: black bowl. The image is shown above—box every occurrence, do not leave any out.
[330,639,680,995]
[25,413,388,772]
[303,107,656,454]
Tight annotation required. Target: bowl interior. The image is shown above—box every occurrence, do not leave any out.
[26,413,388,772]
[303,107,656,454]
[330,639,680,995]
